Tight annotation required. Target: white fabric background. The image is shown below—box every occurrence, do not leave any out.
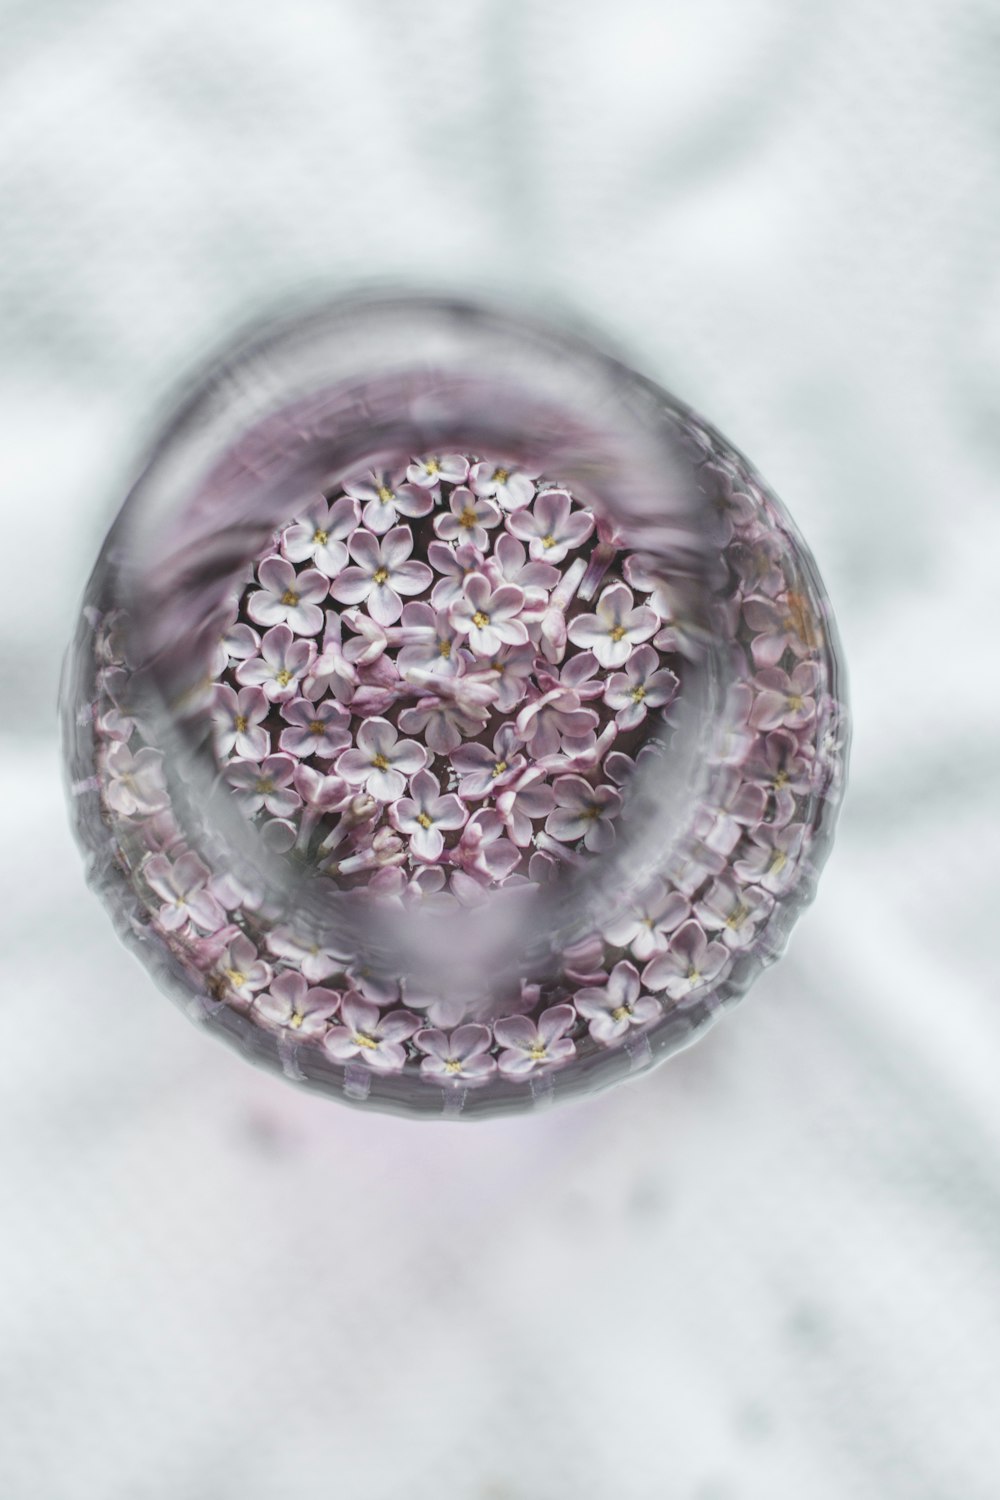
[2,2,999,1496]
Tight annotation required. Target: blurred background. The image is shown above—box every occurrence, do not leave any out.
[3,1,1000,1496]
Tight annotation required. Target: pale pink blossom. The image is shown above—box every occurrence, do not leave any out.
[235,625,317,702]
[335,717,426,802]
[507,488,594,563]
[601,880,690,961]
[495,768,557,847]
[694,877,775,950]
[322,994,420,1071]
[567,582,658,669]
[210,684,270,760]
[515,685,599,760]
[544,775,622,853]
[641,920,732,999]
[744,593,819,669]
[740,729,814,827]
[145,851,226,933]
[433,486,502,550]
[484,532,560,596]
[448,809,520,883]
[342,467,433,534]
[281,495,359,575]
[749,661,821,732]
[574,961,660,1043]
[278,696,351,760]
[266,925,347,982]
[330,526,433,626]
[479,642,535,712]
[414,1024,496,1081]
[733,823,808,896]
[224,753,302,819]
[397,689,490,756]
[247,555,328,636]
[494,1005,576,1075]
[691,765,768,858]
[603,645,679,730]
[303,612,358,703]
[406,454,470,487]
[450,574,529,657]
[470,459,538,512]
[390,768,468,862]
[396,601,467,679]
[450,724,525,799]
[427,541,486,608]
[215,933,272,999]
[103,742,169,817]
[254,972,341,1035]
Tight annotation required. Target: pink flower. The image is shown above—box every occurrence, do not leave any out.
[335,717,426,802]
[691,765,768,858]
[390,768,468,861]
[396,601,467,680]
[641,920,732,999]
[470,459,538,512]
[749,662,821,732]
[247,555,328,636]
[103,742,169,817]
[743,593,819,669]
[494,1005,576,1075]
[448,809,520,884]
[214,934,272,999]
[485,531,561,596]
[601,879,690,961]
[210,684,270,760]
[330,526,433,626]
[433,486,502,550]
[621,553,676,621]
[224,753,301,818]
[507,487,594,563]
[495,768,557,847]
[481,642,535,712]
[733,823,808,896]
[603,645,679,730]
[406,453,470,488]
[515,686,599,760]
[322,994,420,1071]
[414,1024,497,1081]
[254,972,341,1036]
[342,467,434,534]
[235,625,317,702]
[450,723,525,799]
[693,878,775,950]
[567,582,658,668]
[278,696,351,760]
[281,495,359,575]
[397,689,489,756]
[144,851,226,933]
[544,775,622,853]
[266,926,346,982]
[574,960,660,1043]
[427,541,486,608]
[450,574,529,657]
[740,729,814,827]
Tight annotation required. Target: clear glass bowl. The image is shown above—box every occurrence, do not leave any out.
[62,291,849,1119]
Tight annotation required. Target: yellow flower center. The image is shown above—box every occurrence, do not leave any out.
[275,668,293,687]
[424,459,440,475]
[492,760,507,778]
[770,851,788,875]
[472,610,490,628]
[773,770,789,789]
[609,624,627,642]
[377,486,394,504]
[353,1032,378,1050]
[583,805,601,820]
[290,1010,304,1029]
[725,903,749,930]
[541,534,556,548]
[255,777,274,794]
[493,467,510,484]
[688,967,702,984]
[224,968,245,988]
[416,812,434,829]
[234,714,248,732]
[528,1043,547,1061]
[438,639,451,658]
[630,685,646,701]
[309,720,324,735]
[458,507,478,528]
[313,528,328,545]
[281,589,300,607]
[787,693,804,711]
[610,1004,632,1022]
[372,567,389,585]
[372,753,390,770]
[444,1057,463,1073]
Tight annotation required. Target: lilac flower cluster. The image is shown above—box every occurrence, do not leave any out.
[89,441,844,1093]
